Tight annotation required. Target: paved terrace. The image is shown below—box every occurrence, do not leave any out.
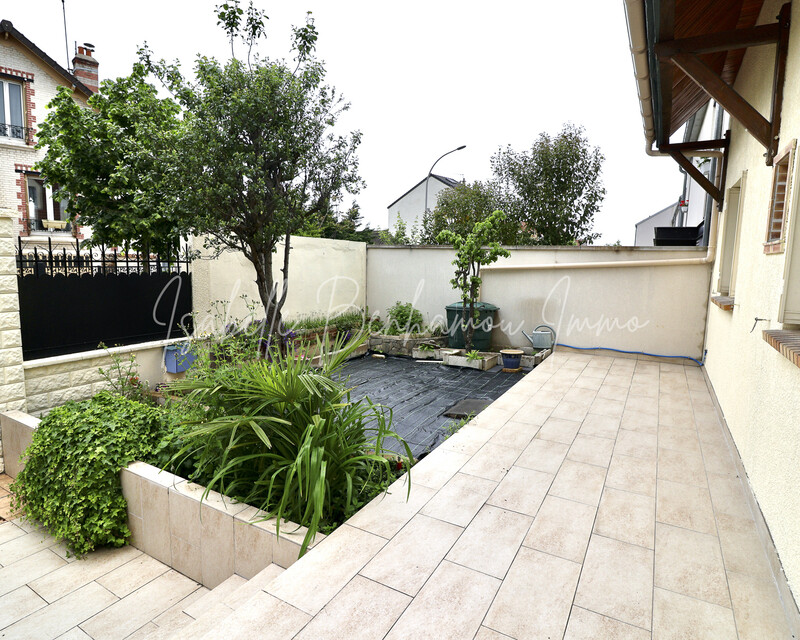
[214,351,797,639]
[0,352,796,639]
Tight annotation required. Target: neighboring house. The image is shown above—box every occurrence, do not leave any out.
[633,201,679,245]
[386,174,461,232]
[0,19,97,247]
[626,0,800,603]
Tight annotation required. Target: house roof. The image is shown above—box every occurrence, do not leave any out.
[0,19,93,98]
[635,201,679,227]
[386,174,461,209]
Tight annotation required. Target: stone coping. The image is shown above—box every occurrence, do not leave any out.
[0,409,322,589]
[23,336,190,369]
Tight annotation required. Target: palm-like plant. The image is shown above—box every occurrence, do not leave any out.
[168,332,411,554]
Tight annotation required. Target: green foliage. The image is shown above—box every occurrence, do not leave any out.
[379,213,421,245]
[35,63,185,254]
[384,302,425,335]
[166,333,411,554]
[437,210,510,351]
[466,350,482,361]
[11,393,168,556]
[97,344,150,403]
[142,9,362,333]
[299,202,375,243]
[491,123,605,245]
[418,343,435,352]
[421,181,517,245]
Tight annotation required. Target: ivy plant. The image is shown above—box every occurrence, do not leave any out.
[11,392,168,556]
[437,210,510,351]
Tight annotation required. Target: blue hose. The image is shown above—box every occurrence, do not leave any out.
[555,342,704,367]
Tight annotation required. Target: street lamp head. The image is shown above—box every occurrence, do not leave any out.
[456,145,466,150]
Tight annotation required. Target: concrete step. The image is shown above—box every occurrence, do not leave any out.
[183,574,247,619]
[223,563,285,610]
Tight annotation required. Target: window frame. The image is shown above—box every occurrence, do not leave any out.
[0,78,25,141]
[764,142,796,254]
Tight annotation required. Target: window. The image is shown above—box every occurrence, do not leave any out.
[716,174,745,298]
[0,79,25,140]
[765,144,795,253]
[26,176,71,233]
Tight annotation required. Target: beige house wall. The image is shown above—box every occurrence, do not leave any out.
[191,236,367,333]
[366,245,711,357]
[704,0,800,598]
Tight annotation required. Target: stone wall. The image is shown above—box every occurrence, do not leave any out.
[368,335,447,357]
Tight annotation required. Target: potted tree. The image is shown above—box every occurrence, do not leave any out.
[437,210,510,357]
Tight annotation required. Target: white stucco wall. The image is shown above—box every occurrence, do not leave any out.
[634,204,676,246]
[366,245,711,357]
[387,179,452,232]
[703,0,800,597]
[191,235,367,333]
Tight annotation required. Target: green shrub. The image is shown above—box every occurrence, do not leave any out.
[384,301,425,335]
[11,392,168,556]
[168,332,412,554]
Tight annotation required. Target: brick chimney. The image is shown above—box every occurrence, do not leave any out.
[71,43,98,94]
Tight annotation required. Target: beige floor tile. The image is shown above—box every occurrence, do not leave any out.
[151,586,209,631]
[345,479,436,539]
[512,401,554,426]
[549,459,607,506]
[486,466,553,516]
[484,547,581,640]
[515,438,570,475]
[82,570,199,640]
[474,626,512,639]
[727,571,793,640]
[615,429,657,460]
[536,417,582,445]
[621,409,659,434]
[562,387,597,407]
[460,443,520,482]
[0,521,26,546]
[471,407,515,432]
[589,397,626,419]
[715,513,773,580]
[606,454,656,497]
[655,523,730,607]
[564,605,650,640]
[489,420,539,451]
[594,487,655,549]
[361,514,463,596]
[0,548,66,598]
[294,575,411,640]
[3,582,117,639]
[657,447,707,487]
[445,505,532,578]
[658,425,701,453]
[123,622,159,640]
[410,448,471,490]
[653,587,737,640]
[224,565,283,610]
[658,406,695,428]
[0,585,47,629]
[420,472,497,527]
[624,394,658,414]
[29,544,142,603]
[385,561,500,640]
[568,434,615,468]
[551,400,590,422]
[604,374,634,389]
[574,535,653,630]
[198,591,310,640]
[267,524,386,615]
[597,384,630,401]
[0,528,59,565]
[183,574,244,619]
[656,479,716,535]
[629,381,659,398]
[572,375,603,391]
[440,425,495,456]
[523,495,596,563]
[707,473,752,519]
[55,627,92,640]
[95,553,170,598]
[579,413,620,439]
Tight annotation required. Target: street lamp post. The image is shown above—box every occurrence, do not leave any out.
[424,145,466,217]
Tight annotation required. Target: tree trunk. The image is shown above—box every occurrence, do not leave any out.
[250,237,291,351]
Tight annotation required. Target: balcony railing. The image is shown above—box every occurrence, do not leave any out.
[28,218,72,234]
[0,123,33,144]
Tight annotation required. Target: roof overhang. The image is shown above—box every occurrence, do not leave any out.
[625,0,791,181]
[0,19,93,99]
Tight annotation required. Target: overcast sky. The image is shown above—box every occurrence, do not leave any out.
[10,0,684,244]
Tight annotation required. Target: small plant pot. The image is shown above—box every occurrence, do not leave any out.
[164,344,196,373]
[500,349,524,371]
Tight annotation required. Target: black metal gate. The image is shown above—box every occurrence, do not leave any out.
[16,238,193,360]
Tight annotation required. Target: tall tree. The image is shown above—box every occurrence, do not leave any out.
[144,4,362,335]
[420,180,517,244]
[35,63,184,254]
[491,123,605,245]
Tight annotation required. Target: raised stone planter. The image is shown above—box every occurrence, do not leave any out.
[368,334,447,357]
[443,351,500,371]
